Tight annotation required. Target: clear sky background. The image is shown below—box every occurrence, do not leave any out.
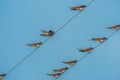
[0,0,120,80]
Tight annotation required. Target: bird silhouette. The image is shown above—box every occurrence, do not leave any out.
[0,74,6,80]
[27,42,42,48]
[40,30,55,37]
[53,67,68,73]
[78,47,94,53]
[47,73,61,78]
[62,60,77,66]
[91,37,107,43]
[107,25,120,30]
[70,5,86,11]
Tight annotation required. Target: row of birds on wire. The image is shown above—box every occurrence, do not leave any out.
[12,5,89,48]
[0,1,120,80]
[0,4,88,80]
[45,25,120,79]
[16,5,89,48]
[0,24,119,80]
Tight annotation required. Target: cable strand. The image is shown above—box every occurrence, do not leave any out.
[6,48,39,75]
[54,30,120,80]
[6,0,91,76]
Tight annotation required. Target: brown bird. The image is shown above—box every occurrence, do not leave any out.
[62,60,77,66]
[91,37,107,43]
[78,47,94,53]
[47,73,61,78]
[71,5,86,11]
[27,42,42,48]
[107,25,120,30]
[40,30,55,37]
[53,67,68,73]
[0,74,6,79]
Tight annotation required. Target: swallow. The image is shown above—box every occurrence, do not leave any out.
[107,25,120,30]
[40,30,55,37]
[78,47,94,53]
[91,37,107,43]
[70,5,86,11]
[53,67,68,73]
[0,74,6,79]
[27,42,42,48]
[47,73,61,78]
[62,60,77,66]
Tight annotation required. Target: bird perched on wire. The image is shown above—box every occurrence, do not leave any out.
[78,47,94,53]
[0,74,6,80]
[47,73,61,78]
[62,60,77,66]
[53,67,68,73]
[91,37,107,43]
[70,5,86,11]
[26,42,42,48]
[107,25,120,30]
[40,30,55,37]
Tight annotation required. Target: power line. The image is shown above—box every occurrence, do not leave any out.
[108,30,119,38]
[56,0,95,33]
[54,30,120,80]
[6,37,51,75]
[6,0,94,76]
[6,48,39,75]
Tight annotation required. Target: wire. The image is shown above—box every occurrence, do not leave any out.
[54,30,120,80]
[55,11,81,33]
[87,0,95,6]
[6,48,39,75]
[6,0,94,76]
[108,30,119,38]
[56,0,95,33]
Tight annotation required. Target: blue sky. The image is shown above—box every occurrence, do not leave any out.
[0,0,120,80]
